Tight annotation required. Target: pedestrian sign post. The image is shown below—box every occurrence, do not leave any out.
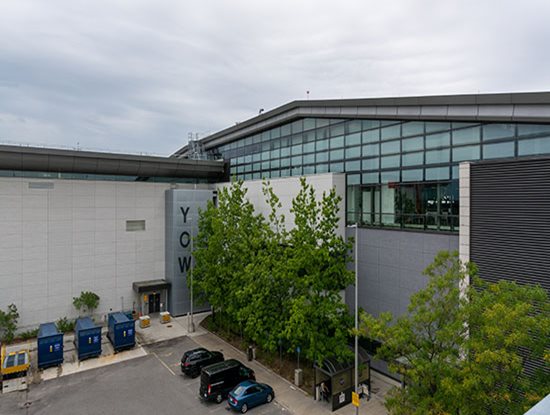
[352,391,360,407]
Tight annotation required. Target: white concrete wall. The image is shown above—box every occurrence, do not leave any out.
[217,173,347,236]
[0,177,169,329]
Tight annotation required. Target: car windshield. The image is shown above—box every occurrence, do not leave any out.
[233,386,246,396]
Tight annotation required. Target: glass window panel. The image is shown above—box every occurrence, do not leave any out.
[362,120,380,130]
[280,147,290,157]
[402,169,423,182]
[362,143,379,157]
[261,161,269,170]
[330,123,345,137]
[291,144,302,155]
[244,164,252,173]
[303,131,315,143]
[252,153,261,162]
[453,126,480,145]
[252,162,261,171]
[347,174,361,185]
[381,184,398,225]
[381,124,401,140]
[518,136,550,156]
[316,118,330,128]
[280,168,290,177]
[316,139,329,151]
[381,155,400,168]
[270,149,280,159]
[244,155,252,163]
[244,173,252,180]
[316,126,330,140]
[402,136,423,152]
[303,142,315,153]
[362,129,380,143]
[316,164,329,174]
[483,124,515,141]
[270,159,280,169]
[303,118,316,131]
[345,160,361,171]
[425,166,449,180]
[270,139,280,150]
[261,142,270,152]
[453,145,480,162]
[483,141,515,159]
[452,122,477,129]
[518,124,550,136]
[426,132,450,148]
[251,135,261,144]
[330,162,344,172]
[270,127,281,139]
[303,165,315,175]
[280,157,290,167]
[346,132,362,146]
[303,154,315,164]
[402,122,424,137]
[316,151,329,163]
[261,151,270,161]
[362,172,379,184]
[291,155,302,166]
[402,151,423,166]
[292,166,303,176]
[425,149,450,164]
[381,140,400,155]
[291,134,303,145]
[451,165,459,179]
[271,169,280,178]
[425,122,450,133]
[330,135,345,148]
[261,131,270,142]
[345,146,361,158]
[291,120,303,134]
[381,170,399,183]
[330,149,344,160]
[362,158,379,170]
[347,120,362,134]
[281,124,291,136]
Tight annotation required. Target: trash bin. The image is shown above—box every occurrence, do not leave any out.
[247,345,253,361]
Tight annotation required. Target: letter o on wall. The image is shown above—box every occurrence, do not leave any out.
[179,231,190,248]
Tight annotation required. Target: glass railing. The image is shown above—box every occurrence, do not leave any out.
[346,211,459,232]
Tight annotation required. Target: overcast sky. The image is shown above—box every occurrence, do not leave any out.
[0,1,549,156]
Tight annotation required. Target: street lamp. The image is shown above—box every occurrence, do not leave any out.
[350,222,359,415]
[189,226,195,333]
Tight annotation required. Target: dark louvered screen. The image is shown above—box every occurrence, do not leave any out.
[470,156,550,377]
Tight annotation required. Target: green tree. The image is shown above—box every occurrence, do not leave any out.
[73,291,100,316]
[0,303,19,343]
[282,178,354,363]
[358,251,550,415]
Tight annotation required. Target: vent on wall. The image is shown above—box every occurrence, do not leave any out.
[126,220,146,231]
[29,182,54,189]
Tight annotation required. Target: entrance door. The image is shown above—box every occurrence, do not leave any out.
[148,293,161,313]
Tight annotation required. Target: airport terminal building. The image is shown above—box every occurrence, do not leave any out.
[1,92,549,373]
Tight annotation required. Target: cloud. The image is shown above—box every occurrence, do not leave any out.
[0,0,549,155]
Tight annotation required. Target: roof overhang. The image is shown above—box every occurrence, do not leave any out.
[0,145,225,179]
[132,279,171,293]
[173,91,550,157]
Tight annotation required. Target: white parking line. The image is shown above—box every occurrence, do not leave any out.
[152,352,176,376]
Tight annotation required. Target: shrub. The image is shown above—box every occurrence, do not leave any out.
[0,303,19,343]
[18,328,39,340]
[56,317,75,333]
[73,291,100,316]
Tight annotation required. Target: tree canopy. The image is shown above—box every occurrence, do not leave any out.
[192,178,354,364]
[358,251,550,415]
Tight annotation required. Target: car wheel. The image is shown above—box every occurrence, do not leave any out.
[241,403,248,413]
[215,394,223,404]
[267,393,273,403]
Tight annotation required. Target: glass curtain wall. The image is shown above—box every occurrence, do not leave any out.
[212,118,550,232]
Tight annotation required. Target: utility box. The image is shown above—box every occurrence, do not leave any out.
[159,311,171,324]
[37,322,64,369]
[74,317,102,360]
[139,315,150,328]
[295,368,303,387]
[107,312,135,352]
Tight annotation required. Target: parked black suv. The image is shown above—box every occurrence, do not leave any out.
[199,359,255,403]
[181,348,224,378]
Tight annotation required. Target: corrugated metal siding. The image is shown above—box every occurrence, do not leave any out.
[470,156,550,376]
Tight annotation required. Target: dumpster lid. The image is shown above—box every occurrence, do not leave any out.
[38,322,60,338]
[132,279,170,293]
[76,316,99,330]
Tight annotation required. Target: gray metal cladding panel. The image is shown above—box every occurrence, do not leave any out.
[470,157,550,292]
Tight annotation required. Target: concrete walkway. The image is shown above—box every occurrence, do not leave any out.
[7,312,394,415]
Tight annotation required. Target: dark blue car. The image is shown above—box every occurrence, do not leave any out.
[227,380,274,413]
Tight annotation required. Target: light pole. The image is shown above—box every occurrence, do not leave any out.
[189,224,195,333]
[350,222,359,415]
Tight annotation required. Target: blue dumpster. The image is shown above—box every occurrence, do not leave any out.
[74,317,102,360]
[37,322,64,369]
[107,312,135,352]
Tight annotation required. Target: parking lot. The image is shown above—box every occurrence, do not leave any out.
[0,336,290,415]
